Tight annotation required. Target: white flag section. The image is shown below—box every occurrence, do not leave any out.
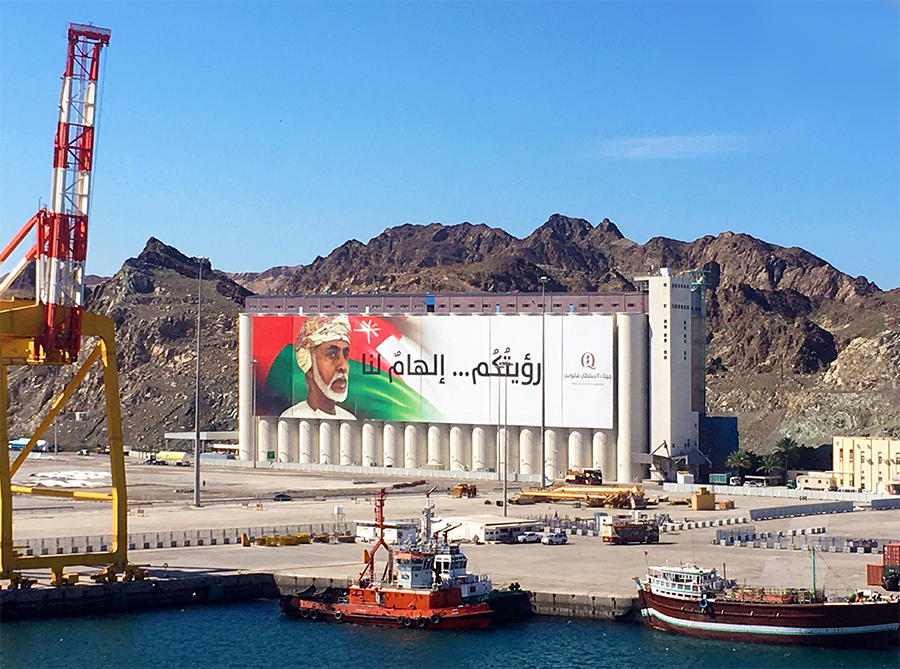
[559,314,614,428]
[386,313,613,429]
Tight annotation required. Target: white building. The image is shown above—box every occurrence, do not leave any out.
[237,270,705,483]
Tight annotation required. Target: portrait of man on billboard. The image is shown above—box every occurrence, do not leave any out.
[280,315,356,419]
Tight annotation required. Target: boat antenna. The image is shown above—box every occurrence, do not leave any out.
[812,545,816,594]
[358,489,393,585]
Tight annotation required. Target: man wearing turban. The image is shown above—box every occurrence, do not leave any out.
[281,315,356,419]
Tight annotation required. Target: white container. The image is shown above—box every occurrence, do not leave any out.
[677,471,694,485]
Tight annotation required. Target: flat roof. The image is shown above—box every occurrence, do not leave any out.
[245,291,649,316]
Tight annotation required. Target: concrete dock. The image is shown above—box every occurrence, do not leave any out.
[3,453,898,621]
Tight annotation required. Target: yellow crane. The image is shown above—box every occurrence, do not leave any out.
[0,23,139,588]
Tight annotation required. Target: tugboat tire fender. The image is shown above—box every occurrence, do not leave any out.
[416,617,427,628]
[430,614,442,625]
[299,608,310,619]
[401,616,412,627]
[309,608,319,620]
[699,597,708,610]
[333,610,344,622]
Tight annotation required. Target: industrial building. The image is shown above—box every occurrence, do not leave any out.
[237,269,710,483]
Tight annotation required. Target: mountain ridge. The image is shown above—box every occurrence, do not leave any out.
[6,215,898,456]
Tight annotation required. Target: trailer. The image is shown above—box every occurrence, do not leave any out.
[600,516,660,544]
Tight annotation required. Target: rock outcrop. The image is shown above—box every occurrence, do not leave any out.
[6,216,898,453]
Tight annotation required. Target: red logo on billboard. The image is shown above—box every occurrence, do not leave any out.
[580,352,595,369]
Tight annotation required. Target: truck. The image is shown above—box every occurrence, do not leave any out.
[600,515,659,545]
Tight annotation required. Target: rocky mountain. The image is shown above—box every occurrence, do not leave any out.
[6,216,899,454]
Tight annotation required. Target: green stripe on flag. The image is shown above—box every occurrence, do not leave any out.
[264,346,443,422]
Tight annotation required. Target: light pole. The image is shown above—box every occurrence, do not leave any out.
[193,257,205,508]
[251,358,258,468]
[539,275,548,488]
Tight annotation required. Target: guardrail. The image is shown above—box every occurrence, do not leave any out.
[17,521,359,556]
[662,482,882,503]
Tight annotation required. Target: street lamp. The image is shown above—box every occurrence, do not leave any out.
[251,358,258,468]
[193,257,206,508]
[539,275,549,488]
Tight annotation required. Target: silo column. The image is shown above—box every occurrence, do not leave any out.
[519,427,534,475]
[404,424,419,469]
[319,421,333,465]
[298,420,313,464]
[472,426,487,471]
[257,417,275,462]
[362,422,377,466]
[449,426,465,471]
[383,423,398,467]
[339,422,354,465]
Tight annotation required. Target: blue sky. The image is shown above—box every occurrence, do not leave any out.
[2,2,898,289]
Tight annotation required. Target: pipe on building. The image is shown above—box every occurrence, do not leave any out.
[237,314,253,461]
[617,313,649,483]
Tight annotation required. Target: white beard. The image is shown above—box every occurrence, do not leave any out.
[313,362,348,404]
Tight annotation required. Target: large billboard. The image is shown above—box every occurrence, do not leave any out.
[251,313,613,429]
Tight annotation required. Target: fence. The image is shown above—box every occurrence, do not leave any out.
[662,482,880,503]
[749,501,853,521]
[713,526,898,553]
[19,521,358,556]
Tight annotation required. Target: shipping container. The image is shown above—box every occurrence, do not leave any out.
[867,563,884,586]
[884,543,900,567]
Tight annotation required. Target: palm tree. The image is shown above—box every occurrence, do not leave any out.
[725,449,754,479]
[760,452,784,480]
[775,436,801,471]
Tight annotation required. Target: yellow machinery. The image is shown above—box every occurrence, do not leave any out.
[0,24,139,588]
[691,486,716,511]
[513,484,648,508]
[1,306,129,586]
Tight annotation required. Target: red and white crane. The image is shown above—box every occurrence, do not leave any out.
[0,23,111,363]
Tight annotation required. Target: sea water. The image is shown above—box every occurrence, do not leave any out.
[1,600,896,669]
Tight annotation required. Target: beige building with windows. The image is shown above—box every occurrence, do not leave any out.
[832,436,900,493]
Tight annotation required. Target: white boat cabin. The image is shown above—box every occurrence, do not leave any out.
[645,564,726,601]
[434,543,492,599]
[395,551,435,589]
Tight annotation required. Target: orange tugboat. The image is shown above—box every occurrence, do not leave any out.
[280,489,495,630]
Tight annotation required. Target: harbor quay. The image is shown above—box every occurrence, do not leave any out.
[3,454,898,621]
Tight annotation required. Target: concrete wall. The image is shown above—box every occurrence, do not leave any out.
[0,572,279,621]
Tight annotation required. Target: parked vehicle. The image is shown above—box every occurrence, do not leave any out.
[541,532,567,545]
[516,531,541,544]
[273,493,293,502]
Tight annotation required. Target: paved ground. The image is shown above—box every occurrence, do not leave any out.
[8,453,899,599]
